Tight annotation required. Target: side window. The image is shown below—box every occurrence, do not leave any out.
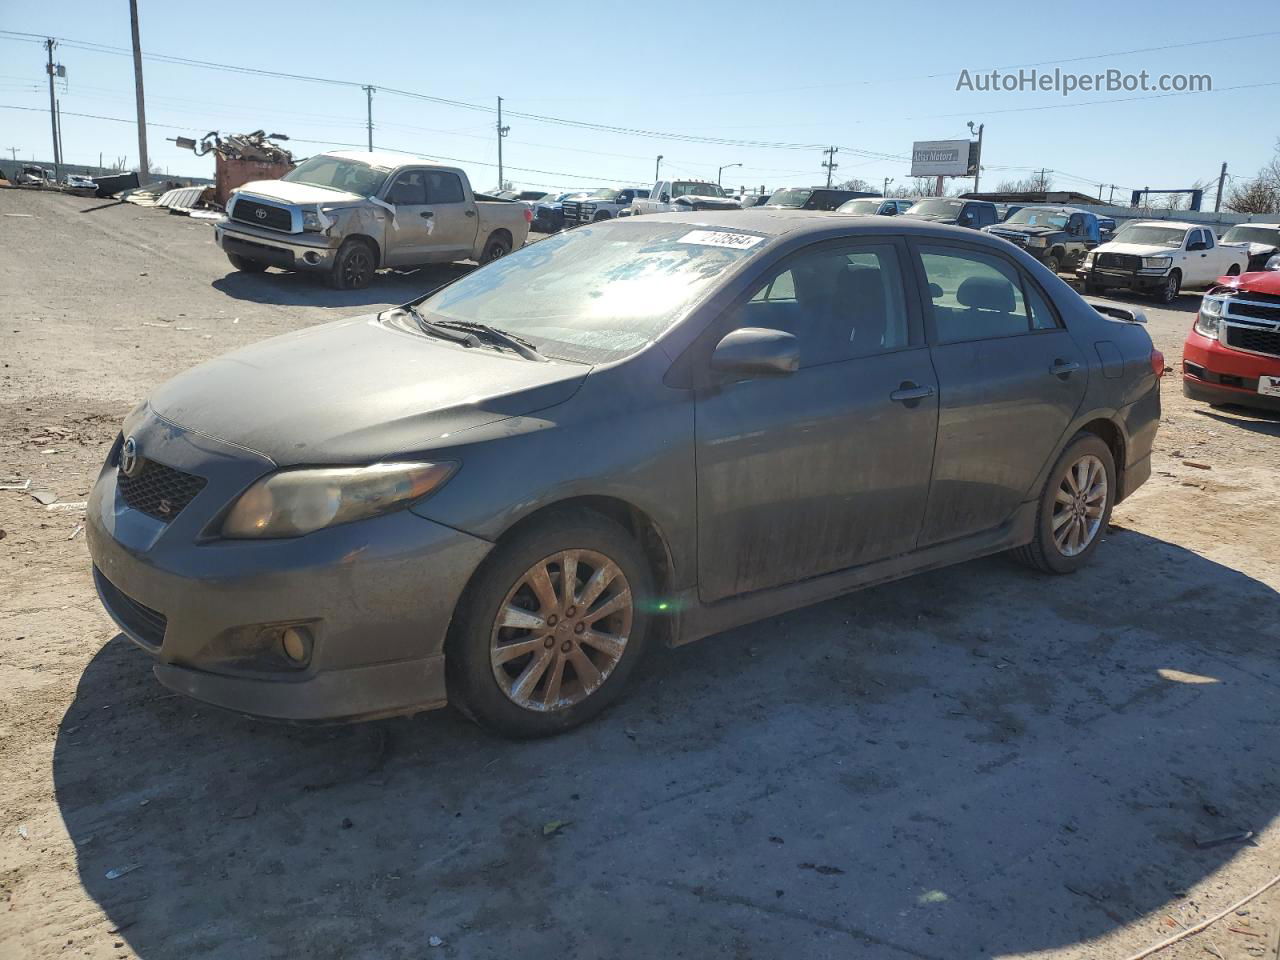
[1185,230,1200,249]
[1025,280,1060,330]
[978,206,996,226]
[425,171,465,204]
[740,243,911,366]
[1202,229,1215,249]
[919,245,1033,343]
[386,171,428,206]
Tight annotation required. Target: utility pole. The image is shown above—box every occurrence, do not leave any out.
[1107,184,1117,204]
[128,0,149,183]
[717,162,741,187]
[1214,161,1228,213]
[967,121,984,193]
[654,155,663,181]
[883,176,894,197]
[44,38,61,177]
[7,147,18,162]
[56,99,63,169]
[822,146,838,188]
[496,96,510,191]
[362,86,375,150]
[1098,183,1104,200]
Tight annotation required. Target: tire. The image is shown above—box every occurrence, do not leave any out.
[1083,278,1101,296]
[1044,252,1063,275]
[1154,269,1181,305]
[1013,433,1116,575]
[446,509,654,738]
[226,253,267,273]
[1226,264,1241,276]
[592,211,611,222]
[479,233,512,265]
[327,239,376,290]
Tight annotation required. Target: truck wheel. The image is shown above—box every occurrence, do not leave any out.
[1083,278,1101,295]
[480,233,512,264]
[327,239,375,290]
[1044,252,1063,275]
[446,508,654,738]
[226,253,267,274]
[592,211,611,222]
[1226,264,1241,276]
[1154,270,1181,305]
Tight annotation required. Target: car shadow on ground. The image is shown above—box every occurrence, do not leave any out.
[1195,405,1280,436]
[210,263,474,309]
[55,530,1280,959]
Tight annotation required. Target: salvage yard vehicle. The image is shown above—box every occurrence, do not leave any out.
[1183,269,1280,411]
[531,191,583,233]
[983,206,1102,275]
[1220,223,1280,271]
[215,150,533,289]
[903,197,999,229]
[837,197,914,216]
[760,187,876,211]
[88,212,1161,737]
[561,186,650,226]
[1078,220,1248,304]
[629,180,739,215]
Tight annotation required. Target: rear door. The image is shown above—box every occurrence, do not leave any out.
[694,238,938,601]
[912,241,1088,546]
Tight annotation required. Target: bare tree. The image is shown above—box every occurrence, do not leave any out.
[901,177,937,197]
[991,171,1055,193]
[836,177,874,193]
[1225,138,1280,215]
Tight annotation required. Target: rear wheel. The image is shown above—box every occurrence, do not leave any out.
[446,510,653,738]
[327,239,375,290]
[479,233,512,264]
[1154,269,1181,304]
[226,253,267,273]
[1013,433,1115,574]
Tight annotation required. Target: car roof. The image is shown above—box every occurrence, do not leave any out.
[1228,222,1280,229]
[1129,220,1198,230]
[606,208,1021,244]
[325,149,443,169]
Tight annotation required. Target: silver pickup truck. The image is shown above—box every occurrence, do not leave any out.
[214,150,532,289]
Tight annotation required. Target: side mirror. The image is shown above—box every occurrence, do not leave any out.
[710,328,799,379]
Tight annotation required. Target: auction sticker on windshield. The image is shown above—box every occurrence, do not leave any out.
[678,230,765,250]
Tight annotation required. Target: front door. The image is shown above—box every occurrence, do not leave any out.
[695,238,938,602]
[421,170,475,260]
[913,241,1088,546]
[381,169,435,266]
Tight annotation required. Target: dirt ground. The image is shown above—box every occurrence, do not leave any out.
[2,189,1278,960]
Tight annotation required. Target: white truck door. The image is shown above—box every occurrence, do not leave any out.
[422,171,476,260]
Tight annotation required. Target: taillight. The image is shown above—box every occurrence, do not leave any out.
[523,208,533,223]
[1151,348,1165,377]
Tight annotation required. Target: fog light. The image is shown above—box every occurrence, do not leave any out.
[303,251,321,265]
[281,626,311,662]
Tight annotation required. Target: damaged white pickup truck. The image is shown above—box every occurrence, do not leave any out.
[215,150,532,289]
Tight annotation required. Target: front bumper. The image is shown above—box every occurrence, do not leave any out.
[1077,265,1169,291]
[86,411,492,722]
[1182,327,1280,411]
[215,222,336,273]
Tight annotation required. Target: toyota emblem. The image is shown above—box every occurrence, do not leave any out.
[119,436,142,478]
[255,208,268,220]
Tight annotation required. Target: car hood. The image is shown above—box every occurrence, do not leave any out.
[903,213,959,223]
[987,224,1062,238]
[234,179,365,206]
[1222,240,1279,257]
[1214,270,1280,295]
[147,314,589,465]
[1092,241,1178,257]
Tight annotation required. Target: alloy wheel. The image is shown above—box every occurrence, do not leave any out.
[490,549,633,712]
[344,250,371,287]
[1052,454,1107,557]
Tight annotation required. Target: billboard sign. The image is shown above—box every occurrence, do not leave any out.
[910,139,977,177]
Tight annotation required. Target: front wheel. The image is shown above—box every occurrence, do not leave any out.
[1154,270,1181,304]
[1226,264,1241,276]
[446,510,653,738]
[1044,252,1063,275]
[1083,278,1101,295]
[1012,433,1116,574]
[327,239,375,290]
[226,253,267,273]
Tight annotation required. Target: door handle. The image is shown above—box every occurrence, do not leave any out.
[1050,359,1081,377]
[420,211,434,219]
[465,210,476,217]
[890,383,935,404]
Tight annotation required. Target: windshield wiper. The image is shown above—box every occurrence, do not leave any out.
[427,319,546,362]
[394,304,484,348]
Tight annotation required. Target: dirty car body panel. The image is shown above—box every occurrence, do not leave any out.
[88,211,1161,723]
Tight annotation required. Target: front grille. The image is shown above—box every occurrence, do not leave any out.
[991,230,1029,246]
[1225,325,1280,358]
[1098,252,1141,271]
[117,459,206,522]
[94,567,166,648]
[561,200,583,226]
[230,197,292,232]
[1226,298,1280,322]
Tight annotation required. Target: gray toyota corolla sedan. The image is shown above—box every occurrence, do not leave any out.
[88,211,1161,737]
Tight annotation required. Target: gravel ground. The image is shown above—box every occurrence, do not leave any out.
[2,189,1278,960]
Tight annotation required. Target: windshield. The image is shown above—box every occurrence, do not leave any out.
[413,222,762,363]
[764,189,812,207]
[672,182,724,198]
[586,188,619,199]
[907,199,963,217]
[838,199,882,215]
[282,155,391,196]
[1112,224,1187,247]
[1005,208,1069,229]
[1222,225,1280,246]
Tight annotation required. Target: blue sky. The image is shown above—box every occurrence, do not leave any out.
[1,1,1276,202]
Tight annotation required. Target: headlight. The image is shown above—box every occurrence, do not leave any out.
[1194,296,1225,338]
[1141,256,1172,271]
[1027,236,1047,248]
[1083,252,1096,267]
[222,461,456,538]
[1267,253,1280,271]
[301,209,323,232]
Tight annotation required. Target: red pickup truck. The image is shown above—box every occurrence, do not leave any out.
[1183,270,1280,411]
